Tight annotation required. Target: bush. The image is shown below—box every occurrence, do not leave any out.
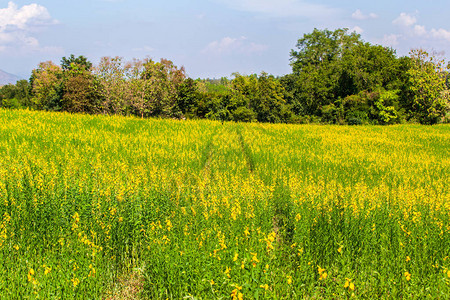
[232,106,256,122]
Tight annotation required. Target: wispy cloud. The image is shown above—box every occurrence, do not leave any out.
[0,1,59,53]
[351,9,377,21]
[392,12,417,27]
[216,0,339,19]
[202,36,268,56]
[392,12,450,42]
[382,34,400,47]
[350,26,364,34]
[430,28,450,42]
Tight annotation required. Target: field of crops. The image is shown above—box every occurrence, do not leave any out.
[0,109,449,299]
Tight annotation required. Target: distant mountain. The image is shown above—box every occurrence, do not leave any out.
[0,69,21,86]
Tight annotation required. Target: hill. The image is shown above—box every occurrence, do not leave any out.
[0,69,21,86]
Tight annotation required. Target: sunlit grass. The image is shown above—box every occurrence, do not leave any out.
[0,109,449,299]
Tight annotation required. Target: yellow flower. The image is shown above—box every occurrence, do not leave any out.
[44,266,52,275]
[88,264,96,277]
[225,266,231,278]
[338,246,343,254]
[27,269,38,286]
[318,266,327,280]
[13,245,19,250]
[210,279,215,285]
[244,227,250,237]
[260,283,269,290]
[71,277,80,287]
[231,286,243,300]
[344,278,354,291]
[287,276,292,285]
[404,271,411,281]
[406,256,411,262]
[233,252,239,262]
[447,270,450,278]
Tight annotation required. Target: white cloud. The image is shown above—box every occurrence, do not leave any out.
[216,0,339,19]
[430,28,450,42]
[392,12,417,27]
[413,25,427,37]
[351,9,377,20]
[0,1,58,52]
[391,13,450,43]
[202,36,268,55]
[350,26,364,34]
[382,34,400,47]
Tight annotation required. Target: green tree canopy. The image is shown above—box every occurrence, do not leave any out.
[407,49,449,124]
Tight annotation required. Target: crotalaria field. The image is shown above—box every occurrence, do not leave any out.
[0,109,449,299]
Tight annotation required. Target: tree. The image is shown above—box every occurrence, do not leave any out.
[61,67,103,114]
[126,58,150,118]
[61,54,93,71]
[407,49,449,124]
[141,58,186,117]
[30,61,64,111]
[176,78,201,118]
[339,43,400,96]
[94,56,129,115]
[0,80,31,108]
[289,28,363,115]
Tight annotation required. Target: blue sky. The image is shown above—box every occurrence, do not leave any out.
[1,0,450,78]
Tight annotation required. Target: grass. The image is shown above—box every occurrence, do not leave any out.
[0,108,449,299]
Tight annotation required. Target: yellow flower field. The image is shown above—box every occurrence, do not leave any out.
[0,109,449,298]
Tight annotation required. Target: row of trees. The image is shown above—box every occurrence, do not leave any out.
[1,28,449,124]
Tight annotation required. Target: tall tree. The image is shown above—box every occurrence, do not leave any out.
[61,67,103,114]
[94,56,129,115]
[407,49,449,124]
[289,28,362,115]
[61,54,93,71]
[141,58,186,117]
[30,61,64,111]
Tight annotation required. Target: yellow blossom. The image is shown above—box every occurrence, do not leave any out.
[225,266,231,278]
[318,266,327,280]
[233,252,239,262]
[44,265,52,275]
[404,271,411,281]
[344,278,354,291]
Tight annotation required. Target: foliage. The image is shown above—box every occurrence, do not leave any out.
[0,80,31,108]
[407,49,449,124]
[30,61,64,111]
[61,68,103,114]
[3,30,449,126]
[61,54,93,71]
[289,28,362,115]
